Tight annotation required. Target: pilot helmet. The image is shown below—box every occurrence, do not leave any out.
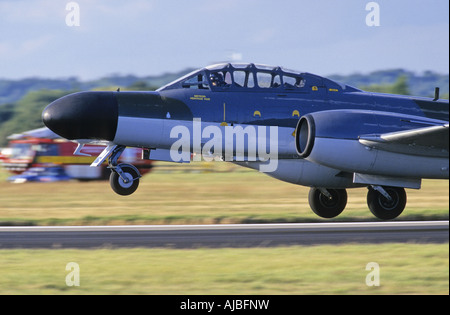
[210,72,225,86]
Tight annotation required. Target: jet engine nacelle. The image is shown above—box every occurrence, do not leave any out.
[296,109,396,159]
[295,110,449,179]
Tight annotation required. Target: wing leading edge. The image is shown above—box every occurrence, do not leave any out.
[359,124,449,158]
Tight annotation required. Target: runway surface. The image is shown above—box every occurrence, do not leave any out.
[0,221,448,249]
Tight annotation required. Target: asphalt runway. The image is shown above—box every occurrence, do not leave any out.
[0,221,448,249]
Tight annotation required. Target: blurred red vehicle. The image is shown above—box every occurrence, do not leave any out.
[1,127,152,180]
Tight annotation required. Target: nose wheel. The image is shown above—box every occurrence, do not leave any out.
[110,164,140,196]
[107,145,141,196]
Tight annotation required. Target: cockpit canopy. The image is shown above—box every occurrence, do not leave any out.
[158,63,358,93]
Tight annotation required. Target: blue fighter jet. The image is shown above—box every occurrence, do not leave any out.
[42,63,449,220]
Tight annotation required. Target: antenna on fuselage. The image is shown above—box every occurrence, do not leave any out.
[433,87,440,101]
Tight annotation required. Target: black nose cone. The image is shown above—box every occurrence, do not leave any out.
[42,92,118,141]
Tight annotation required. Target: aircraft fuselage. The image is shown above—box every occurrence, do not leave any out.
[42,63,449,220]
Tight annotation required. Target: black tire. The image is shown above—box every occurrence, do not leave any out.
[367,186,406,220]
[308,188,348,219]
[109,165,140,196]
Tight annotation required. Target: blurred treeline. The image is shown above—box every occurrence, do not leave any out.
[0,68,448,146]
[330,69,449,98]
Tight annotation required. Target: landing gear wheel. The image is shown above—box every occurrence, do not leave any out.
[308,188,348,219]
[110,164,140,196]
[367,186,406,220]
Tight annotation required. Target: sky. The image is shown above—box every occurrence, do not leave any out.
[0,0,449,81]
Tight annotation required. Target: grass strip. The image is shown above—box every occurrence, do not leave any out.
[0,243,447,295]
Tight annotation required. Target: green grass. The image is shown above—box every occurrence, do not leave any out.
[0,244,447,295]
[0,163,448,225]
[0,163,449,225]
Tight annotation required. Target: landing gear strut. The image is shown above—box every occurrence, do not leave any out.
[367,186,406,220]
[107,145,141,196]
[308,188,348,219]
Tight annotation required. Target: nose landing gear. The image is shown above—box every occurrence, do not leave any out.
[110,163,141,196]
[107,145,141,196]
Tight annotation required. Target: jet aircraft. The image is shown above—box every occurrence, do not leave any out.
[42,63,449,220]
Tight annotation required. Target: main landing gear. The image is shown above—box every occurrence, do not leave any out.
[308,186,407,220]
[108,145,141,196]
[308,188,348,219]
[367,186,407,220]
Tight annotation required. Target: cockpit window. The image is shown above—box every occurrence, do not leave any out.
[257,72,272,88]
[233,70,256,88]
[182,73,209,89]
[272,74,281,88]
[224,72,232,85]
[247,72,255,88]
[283,75,306,89]
[233,71,246,87]
[257,72,283,88]
[159,63,309,92]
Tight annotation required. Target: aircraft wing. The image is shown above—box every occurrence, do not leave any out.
[359,123,449,158]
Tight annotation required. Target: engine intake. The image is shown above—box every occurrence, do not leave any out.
[295,115,315,158]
